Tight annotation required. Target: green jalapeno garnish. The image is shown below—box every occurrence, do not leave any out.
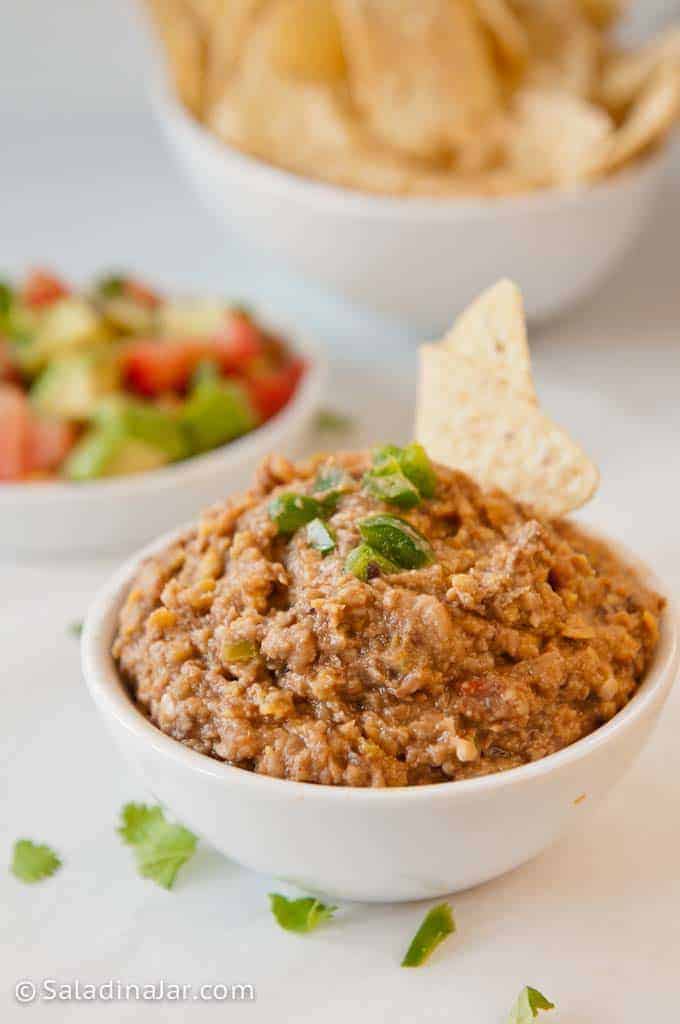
[358,513,434,570]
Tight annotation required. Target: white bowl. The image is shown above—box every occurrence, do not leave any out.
[153,79,670,331]
[0,334,325,558]
[82,526,679,902]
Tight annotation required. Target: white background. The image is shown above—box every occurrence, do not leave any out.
[2,3,680,1022]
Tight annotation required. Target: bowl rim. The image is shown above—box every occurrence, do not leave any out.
[0,329,325,506]
[82,520,679,803]
[153,72,671,223]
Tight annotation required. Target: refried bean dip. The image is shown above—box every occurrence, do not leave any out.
[114,449,663,787]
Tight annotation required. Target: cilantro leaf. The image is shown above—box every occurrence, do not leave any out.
[68,620,83,638]
[401,902,455,966]
[117,803,197,890]
[508,987,555,1023]
[269,893,337,933]
[11,840,62,883]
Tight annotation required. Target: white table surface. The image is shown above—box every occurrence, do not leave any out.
[2,115,680,1023]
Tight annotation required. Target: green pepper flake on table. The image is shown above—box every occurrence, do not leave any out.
[507,987,555,1023]
[401,903,456,966]
[0,269,306,483]
[268,894,337,934]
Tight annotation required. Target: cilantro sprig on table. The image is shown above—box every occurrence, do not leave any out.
[9,807,556,1013]
[11,840,62,883]
[117,803,198,890]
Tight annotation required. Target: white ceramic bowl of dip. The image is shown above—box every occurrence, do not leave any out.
[0,333,325,558]
[153,79,670,331]
[82,527,679,903]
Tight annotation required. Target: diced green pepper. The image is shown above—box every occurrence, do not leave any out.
[94,273,126,299]
[306,518,336,555]
[358,514,434,570]
[345,543,398,581]
[371,442,437,499]
[222,639,258,662]
[0,281,12,316]
[181,371,257,453]
[312,464,353,512]
[372,444,402,468]
[363,469,420,509]
[399,442,437,498]
[269,493,324,534]
[401,903,455,967]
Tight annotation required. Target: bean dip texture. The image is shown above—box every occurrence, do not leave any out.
[114,451,663,787]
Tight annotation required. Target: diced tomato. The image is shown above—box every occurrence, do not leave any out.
[0,340,19,384]
[124,277,161,309]
[26,417,76,473]
[0,386,31,480]
[122,339,209,397]
[215,312,265,371]
[22,269,70,309]
[247,358,306,421]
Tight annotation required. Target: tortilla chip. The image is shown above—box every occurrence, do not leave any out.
[185,0,268,109]
[506,89,613,186]
[268,0,346,82]
[600,28,680,111]
[606,65,680,172]
[472,0,529,74]
[576,0,627,30]
[145,0,206,114]
[335,0,502,160]
[440,280,535,401]
[415,348,599,519]
[518,0,601,99]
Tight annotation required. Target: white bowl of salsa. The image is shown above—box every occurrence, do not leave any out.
[0,270,325,556]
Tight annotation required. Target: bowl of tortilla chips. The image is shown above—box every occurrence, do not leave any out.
[146,1,680,327]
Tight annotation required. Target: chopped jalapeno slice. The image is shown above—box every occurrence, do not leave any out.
[222,639,258,662]
[399,442,437,498]
[371,442,436,499]
[372,444,402,468]
[363,470,421,509]
[345,543,398,581]
[401,903,455,967]
[358,514,434,569]
[312,465,353,512]
[268,493,323,534]
[306,517,336,555]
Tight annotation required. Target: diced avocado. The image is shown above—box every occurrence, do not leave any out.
[94,395,190,462]
[99,295,156,335]
[63,428,170,481]
[181,373,257,453]
[158,300,226,338]
[33,297,109,362]
[31,351,120,420]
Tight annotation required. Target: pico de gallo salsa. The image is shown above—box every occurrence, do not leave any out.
[0,270,306,482]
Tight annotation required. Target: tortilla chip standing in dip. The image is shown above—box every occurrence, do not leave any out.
[114,284,663,787]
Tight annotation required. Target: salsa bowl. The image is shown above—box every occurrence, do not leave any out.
[82,526,678,902]
[0,332,324,558]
